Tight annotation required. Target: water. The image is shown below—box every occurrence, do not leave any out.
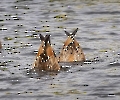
[0,0,120,100]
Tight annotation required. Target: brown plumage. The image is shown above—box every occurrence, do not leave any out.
[58,28,85,62]
[33,34,60,71]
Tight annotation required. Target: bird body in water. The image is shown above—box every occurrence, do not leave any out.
[58,28,85,62]
[33,34,60,71]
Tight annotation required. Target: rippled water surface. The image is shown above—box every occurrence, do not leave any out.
[0,0,120,100]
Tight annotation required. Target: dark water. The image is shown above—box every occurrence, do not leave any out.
[0,0,120,100]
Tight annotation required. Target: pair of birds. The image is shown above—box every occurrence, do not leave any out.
[33,28,85,71]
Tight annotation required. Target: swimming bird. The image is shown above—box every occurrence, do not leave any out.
[33,34,60,71]
[58,28,85,62]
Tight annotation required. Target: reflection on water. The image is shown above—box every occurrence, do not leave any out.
[0,0,120,100]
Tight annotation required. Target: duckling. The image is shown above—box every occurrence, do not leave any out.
[33,34,60,71]
[58,28,85,62]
